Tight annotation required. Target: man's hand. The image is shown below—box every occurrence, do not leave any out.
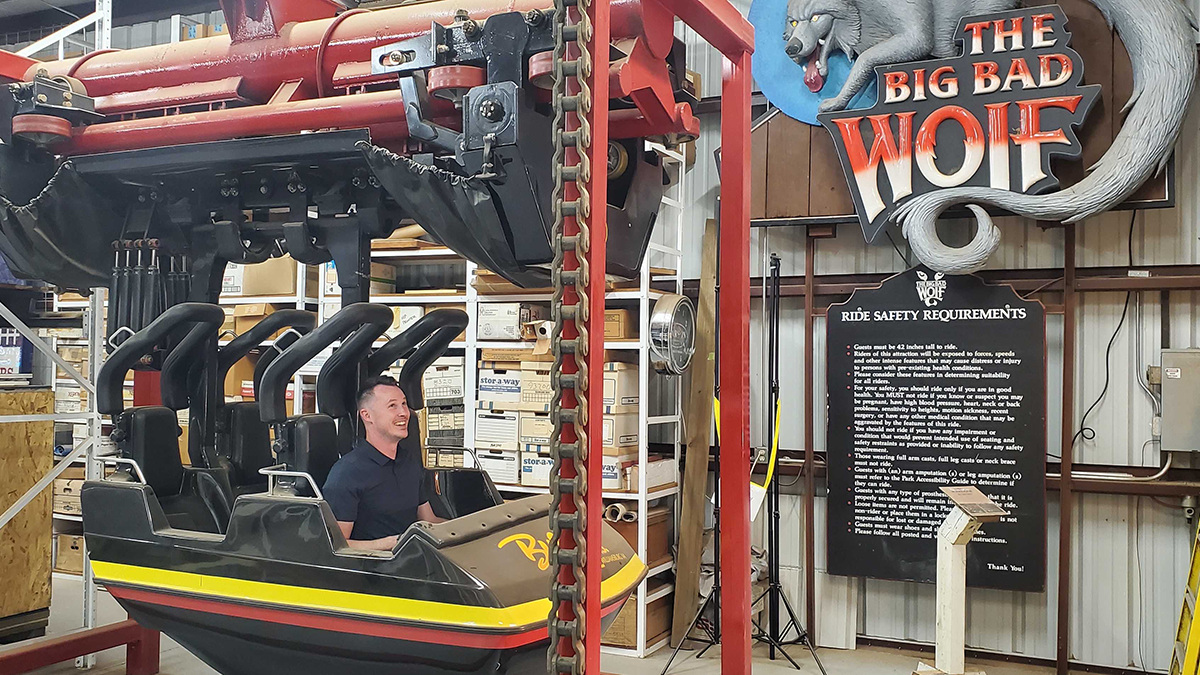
[417,502,446,524]
[346,534,399,551]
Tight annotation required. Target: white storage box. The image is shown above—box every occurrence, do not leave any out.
[602,412,639,449]
[602,453,636,491]
[520,452,554,487]
[520,411,554,449]
[390,306,425,336]
[518,361,552,412]
[423,357,465,403]
[478,302,548,341]
[474,409,519,451]
[626,457,677,491]
[478,362,521,407]
[603,362,638,409]
[477,449,520,485]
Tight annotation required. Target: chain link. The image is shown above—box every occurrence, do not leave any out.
[546,0,594,668]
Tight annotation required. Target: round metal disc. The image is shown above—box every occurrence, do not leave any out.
[12,114,72,147]
[428,65,486,103]
[528,52,554,90]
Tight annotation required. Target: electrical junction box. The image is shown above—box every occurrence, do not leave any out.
[1161,349,1200,452]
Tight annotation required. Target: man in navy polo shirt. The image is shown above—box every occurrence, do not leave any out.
[323,376,445,551]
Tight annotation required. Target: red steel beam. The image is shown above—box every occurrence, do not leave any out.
[718,50,752,675]
[585,0,611,667]
[0,50,36,84]
[30,0,664,102]
[61,89,411,156]
[803,233,816,641]
[655,0,753,59]
[0,619,155,675]
[1056,225,1077,675]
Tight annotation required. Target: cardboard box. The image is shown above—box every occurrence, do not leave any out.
[53,478,83,515]
[423,359,465,404]
[602,412,639,449]
[221,307,236,335]
[604,308,635,339]
[520,452,554,487]
[477,449,520,485]
[232,303,279,336]
[520,411,553,449]
[479,348,553,363]
[603,453,636,491]
[389,306,423,335]
[54,534,85,575]
[224,257,318,296]
[323,260,396,296]
[180,22,207,39]
[478,363,521,407]
[475,409,519,451]
[518,360,552,412]
[426,446,466,469]
[610,507,672,566]
[225,356,256,398]
[426,404,465,445]
[603,584,672,647]
[603,362,639,409]
[626,457,677,492]
[477,302,548,341]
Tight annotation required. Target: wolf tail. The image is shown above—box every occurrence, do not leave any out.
[892,0,1197,274]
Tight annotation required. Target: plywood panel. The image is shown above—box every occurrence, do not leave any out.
[0,388,54,620]
[808,127,857,216]
[766,114,811,217]
[751,124,769,219]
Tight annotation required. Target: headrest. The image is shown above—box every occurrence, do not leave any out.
[259,303,392,423]
[97,303,224,416]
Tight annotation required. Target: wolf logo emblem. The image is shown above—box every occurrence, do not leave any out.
[915,270,947,307]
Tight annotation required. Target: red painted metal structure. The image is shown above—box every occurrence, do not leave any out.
[0,0,753,671]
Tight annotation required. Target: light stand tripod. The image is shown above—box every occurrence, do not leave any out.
[659,454,721,675]
[750,254,827,674]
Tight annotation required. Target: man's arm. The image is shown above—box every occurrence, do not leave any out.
[417,502,446,524]
[337,520,399,550]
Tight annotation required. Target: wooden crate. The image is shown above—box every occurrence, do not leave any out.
[53,534,85,575]
[602,583,672,648]
[0,389,54,621]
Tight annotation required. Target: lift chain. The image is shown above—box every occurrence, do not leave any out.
[546,0,594,667]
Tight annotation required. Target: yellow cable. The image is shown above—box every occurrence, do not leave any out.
[712,397,780,490]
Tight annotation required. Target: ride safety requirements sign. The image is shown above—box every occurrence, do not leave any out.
[825,267,1046,591]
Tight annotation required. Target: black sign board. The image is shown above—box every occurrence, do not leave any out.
[826,267,1046,591]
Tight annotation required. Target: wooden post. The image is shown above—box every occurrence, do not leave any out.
[934,508,981,675]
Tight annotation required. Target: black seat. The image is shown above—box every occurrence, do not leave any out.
[212,310,316,495]
[99,304,233,535]
[425,467,504,520]
[219,402,273,490]
[291,414,339,495]
[260,304,394,495]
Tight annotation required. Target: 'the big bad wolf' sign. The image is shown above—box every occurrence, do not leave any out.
[817,5,1099,244]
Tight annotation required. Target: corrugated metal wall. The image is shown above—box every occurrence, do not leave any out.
[679,16,1200,671]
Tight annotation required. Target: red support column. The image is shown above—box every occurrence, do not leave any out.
[718,51,753,675]
[583,0,611,668]
[125,624,160,675]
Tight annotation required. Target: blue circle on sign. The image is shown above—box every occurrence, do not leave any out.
[748,0,876,125]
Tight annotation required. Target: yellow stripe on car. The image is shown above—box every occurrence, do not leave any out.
[91,557,645,630]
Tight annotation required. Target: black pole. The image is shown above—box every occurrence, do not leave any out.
[767,253,780,658]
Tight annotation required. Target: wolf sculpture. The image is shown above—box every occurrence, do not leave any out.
[784,0,1197,273]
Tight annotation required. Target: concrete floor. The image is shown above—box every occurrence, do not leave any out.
[16,576,1065,675]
